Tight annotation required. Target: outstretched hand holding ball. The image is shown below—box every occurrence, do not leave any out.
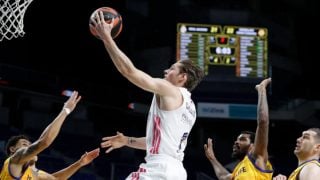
[89,7,122,39]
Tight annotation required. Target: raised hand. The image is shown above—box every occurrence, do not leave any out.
[63,91,81,113]
[101,132,128,153]
[89,11,114,40]
[255,78,271,91]
[204,138,217,161]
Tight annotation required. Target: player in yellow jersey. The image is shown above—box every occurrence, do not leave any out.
[204,78,273,180]
[1,135,99,179]
[0,91,82,180]
[273,128,320,180]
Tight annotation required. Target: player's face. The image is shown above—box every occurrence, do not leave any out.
[232,134,252,159]
[164,63,185,85]
[294,130,318,158]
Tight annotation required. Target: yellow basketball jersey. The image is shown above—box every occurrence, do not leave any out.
[232,154,273,180]
[37,169,56,180]
[288,159,320,180]
[0,158,35,180]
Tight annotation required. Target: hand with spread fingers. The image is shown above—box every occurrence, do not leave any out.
[78,148,100,166]
[89,11,114,40]
[101,132,128,153]
[204,138,217,161]
[273,174,287,180]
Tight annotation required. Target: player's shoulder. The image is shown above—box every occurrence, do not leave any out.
[305,161,320,168]
[300,161,320,176]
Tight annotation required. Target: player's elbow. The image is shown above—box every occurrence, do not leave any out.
[120,69,133,78]
[258,116,269,126]
[118,65,136,78]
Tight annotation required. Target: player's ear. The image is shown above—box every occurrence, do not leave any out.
[249,144,254,151]
[183,72,188,79]
[315,143,320,153]
[179,73,187,84]
[9,146,16,154]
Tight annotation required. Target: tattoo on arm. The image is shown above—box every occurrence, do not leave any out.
[129,137,136,145]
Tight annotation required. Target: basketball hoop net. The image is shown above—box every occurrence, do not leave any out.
[0,0,34,41]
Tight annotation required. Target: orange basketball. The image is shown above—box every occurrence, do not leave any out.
[89,7,123,39]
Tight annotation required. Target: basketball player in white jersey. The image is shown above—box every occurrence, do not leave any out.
[90,12,204,180]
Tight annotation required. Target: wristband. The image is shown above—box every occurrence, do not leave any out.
[63,107,71,115]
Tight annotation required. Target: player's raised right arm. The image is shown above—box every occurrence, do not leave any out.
[91,12,179,98]
[252,78,271,165]
[11,91,81,165]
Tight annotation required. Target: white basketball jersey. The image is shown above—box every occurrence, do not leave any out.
[145,87,196,161]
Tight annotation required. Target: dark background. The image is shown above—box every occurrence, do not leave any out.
[0,0,319,179]
[1,0,319,102]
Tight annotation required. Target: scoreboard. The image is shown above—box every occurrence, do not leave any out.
[177,23,268,79]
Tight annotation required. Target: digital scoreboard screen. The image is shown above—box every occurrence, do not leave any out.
[176,23,269,101]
